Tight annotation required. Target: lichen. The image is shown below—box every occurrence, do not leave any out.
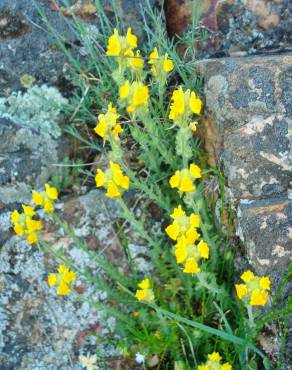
[0,85,67,138]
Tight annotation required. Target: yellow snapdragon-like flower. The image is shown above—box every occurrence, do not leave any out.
[148,47,174,83]
[165,205,200,241]
[32,183,58,213]
[198,352,232,370]
[135,278,154,303]
[95,161,129,198]
[119,80,149,115]
[169,87,202,127]
[106,28,137,57]
[94,103,123,143]
[169,163,201,193]
[127,49,144,71]
[235,270,270,306]
[10,205,42,244]
[48,264,76,296]
[174,236,209,274]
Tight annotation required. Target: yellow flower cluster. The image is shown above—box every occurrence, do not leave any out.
[32,183,58,213]
[106,28,137,57]
[48,264,76,295]
[94,102,123,143]
[148,47,174,83]
[135,278,154,303]
[119,80,149,114]
[198,352,232,370]
[165,205,200,241]
[95,161,130,198]
[235,270,270,306]
[165,205,208,274]
[169,163,201,193]
[10,205,42,244]
[169,87,202,127]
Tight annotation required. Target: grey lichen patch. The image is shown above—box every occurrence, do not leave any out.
[0,85,67,138]
[0,237,117,369]
[0,7,31,40]
[0,116,61,205]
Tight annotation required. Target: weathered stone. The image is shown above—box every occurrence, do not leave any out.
[237,197,291,279]
[0,83,71,206]
[164,0,292,57]
[197,53,291,200]
[0,0,76,96]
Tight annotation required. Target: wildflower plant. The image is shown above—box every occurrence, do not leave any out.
[24,1,292,369]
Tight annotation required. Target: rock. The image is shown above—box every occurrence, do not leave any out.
[0,189,152,369]
[197,53,291,200]
[0,0,76,96]
[164,0,292,57]
[196,52,292,288]
[0,84,69,206]
[237,197,291,278]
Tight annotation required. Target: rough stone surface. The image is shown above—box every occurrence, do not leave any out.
[237,197,291,278]
[0,189,150,369]
[196,50,292,366]
[0,114,63,206]
[0,0,75,96]
[164,0,292,58]
[197,53,291,200]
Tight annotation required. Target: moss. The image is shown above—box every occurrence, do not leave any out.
[0,85,67,138]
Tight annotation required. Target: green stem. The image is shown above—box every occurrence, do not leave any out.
[247,305,255,328]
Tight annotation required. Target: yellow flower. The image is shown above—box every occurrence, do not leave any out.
[32,184,58,213]
[169,87,202,127]
[135,278,154,302]
[183,258,200,274]
[148,47,174,83]
[48,264,76,296]
[119,80,130,99]
[199,352,232,370]
[250,289,269,306]
[10,204,42,244]
[95,161,129,198]
[119,80,149,115]
[197,240,209,259]
[165,205,200,241]
[235,271,270,306]
[169,164,201,193]
[259,276,271,290]
[174,235,209,275]
[127,49,144,71]
[235,284,248,299]
[220,361,232,369]
[106,28,137,57]
[94,103,123,143]
[241,270,254,283]
[208,352,222,362]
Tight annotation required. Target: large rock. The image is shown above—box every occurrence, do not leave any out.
[196,53,291,284]
[164,0,292,58]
